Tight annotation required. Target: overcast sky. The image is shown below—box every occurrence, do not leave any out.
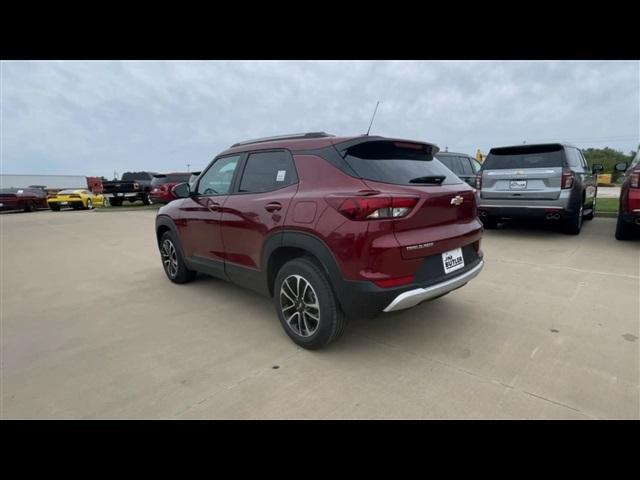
[1,60,638,179]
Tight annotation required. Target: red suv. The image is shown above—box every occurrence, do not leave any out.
[150,173,192,204]
[155,133,484,349]
[615,152,640,240]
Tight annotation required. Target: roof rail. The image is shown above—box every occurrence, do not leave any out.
[230,132,334,148]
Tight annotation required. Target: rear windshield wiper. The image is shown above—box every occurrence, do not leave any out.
[408,175,446,184]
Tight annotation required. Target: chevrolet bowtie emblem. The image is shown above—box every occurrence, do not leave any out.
[450,195,464,206]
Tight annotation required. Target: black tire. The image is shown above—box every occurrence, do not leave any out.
[142,192,151,205]
[274,257,345,350]
[615,212,634,240]
[159,232,196,283]
[23,201,35,212]
[584,196,595,221]
[111,198,122,207]
[563,203,583,235]
[481,216,498,229]
[49,203,60,211]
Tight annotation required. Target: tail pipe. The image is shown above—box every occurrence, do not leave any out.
[546,213,561,220]
[635,218,640,225]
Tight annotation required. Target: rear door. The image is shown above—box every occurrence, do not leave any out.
[480,144,565,201]
[221,150,298,276]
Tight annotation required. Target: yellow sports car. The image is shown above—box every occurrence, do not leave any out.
[47,189,109,211]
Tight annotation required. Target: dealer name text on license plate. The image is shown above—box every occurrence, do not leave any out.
[442,248,465,274]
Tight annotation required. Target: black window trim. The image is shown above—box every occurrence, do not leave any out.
[231,148,299,196]
[194,153,246,198]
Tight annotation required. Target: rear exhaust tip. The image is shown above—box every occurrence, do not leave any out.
[635,218,640,226]
[479,210,487,217]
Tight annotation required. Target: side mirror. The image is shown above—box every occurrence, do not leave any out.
[172,182,191,198]
[592,163,604,174]
[614,162,628,172]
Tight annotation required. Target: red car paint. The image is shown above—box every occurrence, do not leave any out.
[157,134,483,318]
[0,187,49,212]
[149,172,192,204]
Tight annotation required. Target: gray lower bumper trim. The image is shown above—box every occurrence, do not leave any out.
[383,260,485,312]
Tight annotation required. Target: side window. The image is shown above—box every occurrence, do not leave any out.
[565,148,582,169]
[437,155,457,173]
[458,157,474,175]
[238,151,298,193]
[196,155,241,196]
[578,150,588,169]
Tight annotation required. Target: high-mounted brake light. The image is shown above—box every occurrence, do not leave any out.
[561,167,574,189]
[326,195,419,221]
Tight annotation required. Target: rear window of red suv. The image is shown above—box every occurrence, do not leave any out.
[342,141,461,186]
[152,174,190,186]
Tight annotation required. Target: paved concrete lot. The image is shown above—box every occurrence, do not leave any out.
[1,209,638,419]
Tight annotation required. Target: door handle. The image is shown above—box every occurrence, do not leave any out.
[206,199,221,212]
[264,202,282,213]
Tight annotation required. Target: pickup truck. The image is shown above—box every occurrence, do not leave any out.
[102,172,157,206]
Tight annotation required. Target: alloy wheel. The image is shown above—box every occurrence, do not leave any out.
[279,274,321,337]
[161,239,179,278]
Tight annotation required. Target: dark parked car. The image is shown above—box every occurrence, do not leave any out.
[436,152,482,188]
[614,151,640,240]
[0,187,49,212]
[476,143,603,234]
[149,172,192,204]
[102,171,157,206]
[155,132,484,349]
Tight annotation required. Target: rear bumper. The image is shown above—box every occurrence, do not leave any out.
[621,210,640,224]
[477,204,567,219]
[384,260,483,312]
[336,253,484,319]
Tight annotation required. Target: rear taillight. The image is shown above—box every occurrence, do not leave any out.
[630,171,639,189]
[561,167,574,189]
[475,173,482,189]
[326,195,419,221]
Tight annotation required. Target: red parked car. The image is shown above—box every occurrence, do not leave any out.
[155,133,484,349]
[0,187,49,212]
[149,173,192,204]
[615,152,640,240]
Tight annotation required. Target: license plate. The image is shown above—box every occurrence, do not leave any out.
[442,248,465,274]
[116,193,124,197]
[60,202,68,205]
[509,180,527,190]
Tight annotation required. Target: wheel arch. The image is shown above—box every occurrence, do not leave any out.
[263,231,344,300]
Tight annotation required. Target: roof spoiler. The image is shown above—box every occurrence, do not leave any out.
[333,136,440,159]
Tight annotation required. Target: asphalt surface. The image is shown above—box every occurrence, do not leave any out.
[1,209,638,419]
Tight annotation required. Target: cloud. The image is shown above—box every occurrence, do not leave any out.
[1,60,638,178]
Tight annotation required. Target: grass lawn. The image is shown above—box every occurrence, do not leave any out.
[596,197,618,214]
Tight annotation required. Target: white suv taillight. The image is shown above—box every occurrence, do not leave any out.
[561,167,574,189]
[475,173,482,189]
